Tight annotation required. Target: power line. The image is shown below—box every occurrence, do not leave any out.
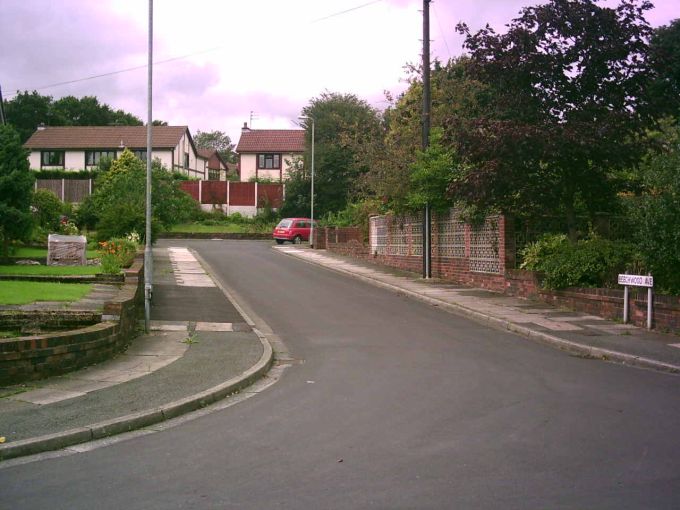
[432,2,452,59]
[6,1,385,99]
[310,0,383,24]
[5,46,222,99]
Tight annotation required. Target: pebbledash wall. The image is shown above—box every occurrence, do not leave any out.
[0,256,144,386]
[313,210,680,334]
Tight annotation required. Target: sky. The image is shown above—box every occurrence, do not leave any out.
[1,0,677,145]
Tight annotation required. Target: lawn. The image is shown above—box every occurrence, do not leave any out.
[8,247,99,259]
[169,222,274,234]
[0,281,92,305]
[0,265,102,276]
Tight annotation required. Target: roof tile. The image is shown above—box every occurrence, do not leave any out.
[24,126,188,149]
[236,129,305,153]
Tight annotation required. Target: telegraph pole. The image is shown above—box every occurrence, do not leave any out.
[422,0,432,279]
[0,85,6,125]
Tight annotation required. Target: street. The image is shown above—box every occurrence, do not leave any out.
[2,240,679,509]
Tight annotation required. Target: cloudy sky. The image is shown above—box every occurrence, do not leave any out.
[2,0,676,144]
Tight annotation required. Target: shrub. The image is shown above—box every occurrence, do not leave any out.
[31,189,63,231]
[97,237,138,274]
[521,234,636,290]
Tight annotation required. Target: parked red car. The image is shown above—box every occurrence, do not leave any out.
[273,218,316,244]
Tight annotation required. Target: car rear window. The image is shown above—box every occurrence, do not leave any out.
[277,219,293,228]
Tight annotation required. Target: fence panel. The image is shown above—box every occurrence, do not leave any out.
[179,181,200,201]
[202,181,228,204]
[36,179,64,200]
[436,209,466,258]
[229,182,256,206]
[257,184,284,208]
[63,180,91,203]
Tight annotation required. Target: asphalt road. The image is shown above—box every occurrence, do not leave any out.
[2,240,679,509]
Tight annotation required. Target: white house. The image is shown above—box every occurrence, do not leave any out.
[24,125,205,178]
[235,123,305,182]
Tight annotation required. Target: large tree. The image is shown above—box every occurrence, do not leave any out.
[4,91,144,143]
[0,125,35,253]
[453,0,658,236]
[648,18,680,118]
[283,92,382,218]
[194,130,236,163]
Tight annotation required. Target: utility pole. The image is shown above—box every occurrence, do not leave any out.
[422,0,432,279]
[0,85,6,125]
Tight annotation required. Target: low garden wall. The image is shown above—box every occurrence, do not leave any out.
[0,255,144,385]
[315,212,680,334]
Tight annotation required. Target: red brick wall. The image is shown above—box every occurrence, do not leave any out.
[320,212,680,334]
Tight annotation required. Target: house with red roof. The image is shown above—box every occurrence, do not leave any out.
[24,125,205,179]
[197,148,229,181]
[235,123,305,182]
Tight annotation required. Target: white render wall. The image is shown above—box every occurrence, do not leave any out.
[238,152,299,182]
[29,148,179,173]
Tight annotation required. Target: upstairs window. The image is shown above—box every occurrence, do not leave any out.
[85,150,116,166]
[41,151,65,167]
[184,153,190,169]
[257,153,281,170]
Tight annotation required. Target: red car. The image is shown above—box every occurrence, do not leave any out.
[273,218,316,244]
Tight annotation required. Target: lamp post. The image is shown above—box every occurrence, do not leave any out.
[298,115,315,248]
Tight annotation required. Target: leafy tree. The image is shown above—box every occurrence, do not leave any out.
[283,92,382,218]
[406,128,457,212]
[648,18,680,118]
[625,119,680,293]
[31,188,63,232]
[83,150,199,241]
[194,130,236,163]
[3,91,52,143]
[358,58,490,212]
[454,0,658,237]
[0,125,35,253]
[4,91,143,143]
[194,129,233,160]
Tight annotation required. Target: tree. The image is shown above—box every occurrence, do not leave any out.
[626,119,680,293]
[406,128,457,212]
[194,130,236,163]
[5,91,143,143]
[0,125,35,253]
[454,0,658,237]
[649,18,680,119]
[358,58,490,212]
[3,91,52,143]
[283,92,382,218]
[82,150,199,241]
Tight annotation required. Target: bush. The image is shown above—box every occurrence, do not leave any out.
[521,234,636,290]
[31,189,63,231]
[97,237,138,274]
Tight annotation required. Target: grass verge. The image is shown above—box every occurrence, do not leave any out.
[169,222,274,234]
[8,247,99,259]
[0,281,92,305]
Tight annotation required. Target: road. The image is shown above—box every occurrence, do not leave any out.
[2,240,679,509]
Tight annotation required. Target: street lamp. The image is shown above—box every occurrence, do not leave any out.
[298,115,315,248]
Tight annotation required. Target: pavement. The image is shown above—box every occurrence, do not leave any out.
[2,241,679,462]
[0,245,273,462]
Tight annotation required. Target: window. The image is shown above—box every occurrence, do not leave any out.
[133,150,147,161]
[184,153,189,169]
[257,153,281,169]
[41,151,64,167]
[208,168,220,180]
[85,150,116,166]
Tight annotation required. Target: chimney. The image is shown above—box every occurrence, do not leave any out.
[37,123,46,131]
[242,122,250,133]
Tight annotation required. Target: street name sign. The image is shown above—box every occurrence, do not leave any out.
[618,274,653,287]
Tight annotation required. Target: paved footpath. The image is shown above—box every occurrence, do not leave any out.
[0,245,272,461]
[276,245,680,375]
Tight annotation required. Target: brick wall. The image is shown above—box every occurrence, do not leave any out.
[0,255,145,385]
[320,211,680,334]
